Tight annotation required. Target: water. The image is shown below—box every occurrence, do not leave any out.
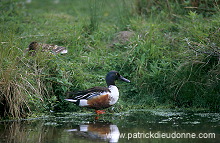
[0,109,219,143]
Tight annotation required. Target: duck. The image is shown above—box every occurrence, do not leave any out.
[65,71,130,114]
[26,41,68,56]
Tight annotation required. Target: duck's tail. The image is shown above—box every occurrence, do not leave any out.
[64,99,88,107]
[64,99,77,102]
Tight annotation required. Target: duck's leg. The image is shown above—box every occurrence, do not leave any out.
[95,110,105,115]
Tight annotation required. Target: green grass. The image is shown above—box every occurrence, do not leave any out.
[0,0,219,119]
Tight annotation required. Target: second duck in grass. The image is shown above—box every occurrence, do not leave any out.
[27,41,68,56]
[65,71,130,114]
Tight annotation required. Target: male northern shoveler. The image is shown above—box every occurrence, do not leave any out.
[65,71,130,114]
[27,41,68,56]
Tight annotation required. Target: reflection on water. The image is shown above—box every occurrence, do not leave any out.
[67,122,120,142]
[26,0,32,3]
[26,0,60,4]
[0,110,219,143]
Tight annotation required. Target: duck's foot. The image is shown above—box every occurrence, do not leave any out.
[95,110,105,115]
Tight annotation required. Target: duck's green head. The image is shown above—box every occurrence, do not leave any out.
[105,71,130,86]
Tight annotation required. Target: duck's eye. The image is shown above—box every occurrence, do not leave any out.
[115,72,119,76]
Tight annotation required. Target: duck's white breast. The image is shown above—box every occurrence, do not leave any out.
[108,85,119,105]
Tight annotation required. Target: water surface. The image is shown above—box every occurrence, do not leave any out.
[0,109,219,143]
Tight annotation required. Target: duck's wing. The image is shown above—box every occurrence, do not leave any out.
[41,44,68,54]
[52,46,68,54]
[68,86,110,100]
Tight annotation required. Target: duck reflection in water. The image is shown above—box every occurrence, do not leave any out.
[66,121,120,143]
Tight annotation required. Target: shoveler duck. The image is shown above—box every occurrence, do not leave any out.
[65,71,130,114]
[27,41,68,56]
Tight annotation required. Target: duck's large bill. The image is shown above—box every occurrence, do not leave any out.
[119,76,130,83]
